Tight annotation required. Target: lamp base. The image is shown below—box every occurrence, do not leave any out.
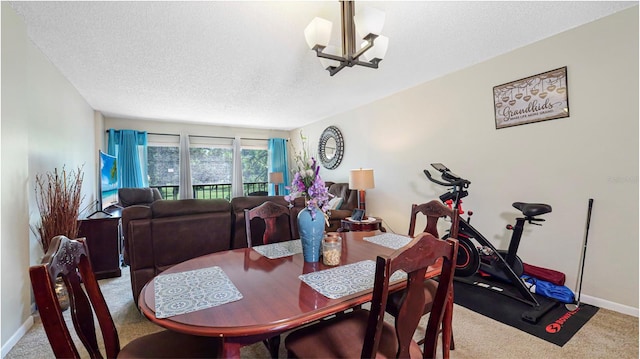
[358,190,367,218]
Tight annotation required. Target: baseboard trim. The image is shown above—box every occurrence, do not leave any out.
[580,294,639,317]
[1,315,34,358]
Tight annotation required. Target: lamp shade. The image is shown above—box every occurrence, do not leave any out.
[354,6,385,38]
[349,169,375,190]
[304,17,333,49]
[269,172,284,184]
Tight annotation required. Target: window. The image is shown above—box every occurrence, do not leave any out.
[241,148,268,195]
[190,146,233,199]
[146,135,268,200]
[147,145,180,199]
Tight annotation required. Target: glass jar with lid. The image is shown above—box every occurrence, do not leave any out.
[322,233,342,266]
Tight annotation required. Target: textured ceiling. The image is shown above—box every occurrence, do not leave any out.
[9,1,636,130]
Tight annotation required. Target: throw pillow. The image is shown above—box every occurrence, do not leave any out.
[328,197,343,210]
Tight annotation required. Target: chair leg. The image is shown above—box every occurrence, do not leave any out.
[263,336,280,358]
[441,287,455,359]
[450,331,455,350]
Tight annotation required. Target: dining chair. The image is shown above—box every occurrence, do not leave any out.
[244,200,294,357]
[386,200,458,350]
[29,235,223,359]
[244,200,294,247]
[284,232,458,359]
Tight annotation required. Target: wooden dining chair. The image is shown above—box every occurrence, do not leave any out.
[386,200,458,350]
[244,200,295,357]
[284,232,458,359]
[29,235,223,359]
[244,200,294,247]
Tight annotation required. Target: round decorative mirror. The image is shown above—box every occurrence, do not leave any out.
[318,126,344,170]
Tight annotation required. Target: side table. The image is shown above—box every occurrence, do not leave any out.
[78,209,122,279]
[340,217,386,232]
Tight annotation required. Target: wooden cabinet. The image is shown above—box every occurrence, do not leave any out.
[78,210,122,279]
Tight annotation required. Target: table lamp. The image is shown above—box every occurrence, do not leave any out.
[269,172,284,196]
[349,168,375,217]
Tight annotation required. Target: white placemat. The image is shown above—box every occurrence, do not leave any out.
[154,266,243,318]
[253,239,303,259]
[299,260,407,299]
[364,233,412,250]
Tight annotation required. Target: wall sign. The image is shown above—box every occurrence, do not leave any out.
[493,67,569,129]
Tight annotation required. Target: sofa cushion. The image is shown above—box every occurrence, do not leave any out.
[151,212,232,268]
[152,198,230,218]
[118,187,162,207]
[328,196,343,210]
[327,183,358,211]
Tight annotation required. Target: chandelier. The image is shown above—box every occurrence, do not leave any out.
[304,1,389,76]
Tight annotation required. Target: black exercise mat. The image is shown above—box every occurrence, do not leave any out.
[453,274,599,346]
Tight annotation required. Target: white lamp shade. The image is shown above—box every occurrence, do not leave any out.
[354,6,385,38]
[268,172,283,184]
[361,35,389,61]
[319,45,341,69]
[349,169,375,190]
[304,17,333,49]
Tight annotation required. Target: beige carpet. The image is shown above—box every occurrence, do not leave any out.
[7,266,638,358]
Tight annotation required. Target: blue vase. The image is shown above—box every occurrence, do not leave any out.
[297,208,325,262]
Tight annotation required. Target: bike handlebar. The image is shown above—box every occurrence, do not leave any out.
[424,168,471,188]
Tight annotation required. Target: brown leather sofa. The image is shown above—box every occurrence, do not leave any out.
[122,199,233,304]
[122,196,306,304]
[324,182,359,232]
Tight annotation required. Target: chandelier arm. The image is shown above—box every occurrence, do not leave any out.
[352,59,381,69]
[350,34,377,62]
[328,62,349,76]
[314,47,348,62]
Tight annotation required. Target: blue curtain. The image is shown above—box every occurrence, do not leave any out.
[107,129,148,188]
[268,138,289,195]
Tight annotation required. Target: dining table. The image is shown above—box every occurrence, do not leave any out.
[138,230,447,358]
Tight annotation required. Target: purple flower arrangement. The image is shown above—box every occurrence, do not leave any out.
[285,136,331,220]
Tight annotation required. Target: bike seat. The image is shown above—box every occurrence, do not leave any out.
[512,202,552,217]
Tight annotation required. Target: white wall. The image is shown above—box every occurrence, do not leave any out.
[297,7,638,313]
[1,3,97,354]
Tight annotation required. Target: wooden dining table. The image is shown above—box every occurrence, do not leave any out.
[138,231,445,358]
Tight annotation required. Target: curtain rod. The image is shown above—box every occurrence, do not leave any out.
[106,130,286,141]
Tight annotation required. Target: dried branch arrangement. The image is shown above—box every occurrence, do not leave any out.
[35,165,85,252]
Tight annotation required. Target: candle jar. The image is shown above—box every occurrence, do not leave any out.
[322,234,342,266]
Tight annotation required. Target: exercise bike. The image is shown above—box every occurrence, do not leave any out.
[424,163,557,323]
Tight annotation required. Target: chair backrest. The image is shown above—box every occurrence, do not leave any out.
[362,232,458,358]
[408,200,457,238]
[29,235,120,359]
[244,201,293,247]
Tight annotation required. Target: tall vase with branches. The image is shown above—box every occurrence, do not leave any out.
[34,165,85,253]
[34,165,84,312]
